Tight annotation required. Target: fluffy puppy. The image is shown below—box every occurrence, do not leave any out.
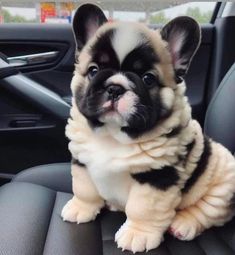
[62,4,235,253]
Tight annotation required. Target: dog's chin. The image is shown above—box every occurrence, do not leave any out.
[98,104,129,128]
[96,109,134,144]
[98,91,138,128]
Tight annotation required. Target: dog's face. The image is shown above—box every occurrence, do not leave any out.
[71,4,201,139]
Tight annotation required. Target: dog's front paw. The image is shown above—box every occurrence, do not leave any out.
[115,221,162,253]
[169,213,201,240]
[61,197,101,224]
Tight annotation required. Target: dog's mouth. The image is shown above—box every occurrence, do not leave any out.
[92,88,137,128]
[100,84,127,115]
[102,100,117,112]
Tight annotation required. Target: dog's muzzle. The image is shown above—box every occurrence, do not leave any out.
[106,84,126,101]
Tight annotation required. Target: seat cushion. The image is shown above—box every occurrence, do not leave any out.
[4,65,235,255]
[0,182,101,255]
[13,162,72,193]
[0,171,235,255]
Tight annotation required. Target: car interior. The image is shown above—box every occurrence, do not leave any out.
[0,1,235,254]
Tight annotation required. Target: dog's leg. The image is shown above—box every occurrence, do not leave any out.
[170,180,235,241]
[61,163,104,224]
[115,183,181,253]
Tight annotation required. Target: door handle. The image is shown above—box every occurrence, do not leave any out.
[9,119,37,128]
[7,51,59,67]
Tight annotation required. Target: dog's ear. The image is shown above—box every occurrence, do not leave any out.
[73,4,107,50]
[161,16,201,78]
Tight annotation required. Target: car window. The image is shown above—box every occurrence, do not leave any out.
[0,1,217,25]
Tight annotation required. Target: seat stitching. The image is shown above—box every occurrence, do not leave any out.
[8,181,55,192]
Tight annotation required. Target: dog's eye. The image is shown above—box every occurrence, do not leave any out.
[142,73,156,88]
[88,65,99,79]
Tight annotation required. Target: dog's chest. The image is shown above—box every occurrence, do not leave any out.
[75,137,134,207]
[89,167,132,209]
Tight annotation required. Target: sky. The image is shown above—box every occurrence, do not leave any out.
[2,1,216,22]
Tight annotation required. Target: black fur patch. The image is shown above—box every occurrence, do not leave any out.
[122,43,159,77]
[182,136,211,193]
[174,75,183,84]
[186,139,196,153]
[87,118,104,128]
[177,139,196,165]
[121,72,171,138]
[71,157,85,167]
[166,126,182,138]
[131,166,179,190]
[178,139,196,166]
[229,193,235,210]
[90,29,120,71]
[77,69,115,128]
[75,86,84,104]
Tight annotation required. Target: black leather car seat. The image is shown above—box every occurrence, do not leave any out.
[1,64,235,255]
[205,63,235,154]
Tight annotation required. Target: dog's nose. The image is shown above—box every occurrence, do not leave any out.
[107,84,125,100]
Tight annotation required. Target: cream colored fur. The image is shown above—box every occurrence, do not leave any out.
[61,21,235,253]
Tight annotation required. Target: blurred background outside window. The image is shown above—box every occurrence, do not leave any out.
[0,1,216,25]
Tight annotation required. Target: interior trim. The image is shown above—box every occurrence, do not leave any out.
[7,51,59,67]
[221,2,235,17]
[1,74,70,119]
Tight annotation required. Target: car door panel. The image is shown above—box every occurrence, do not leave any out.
[185,24,214,124]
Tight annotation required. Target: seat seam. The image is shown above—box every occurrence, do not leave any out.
[6,181,55,192]
[41,191,58,255]
[12,162,70,183]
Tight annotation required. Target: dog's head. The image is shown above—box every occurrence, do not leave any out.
[71,4,201,139]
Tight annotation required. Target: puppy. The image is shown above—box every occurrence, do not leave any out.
[62,4,235,253]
